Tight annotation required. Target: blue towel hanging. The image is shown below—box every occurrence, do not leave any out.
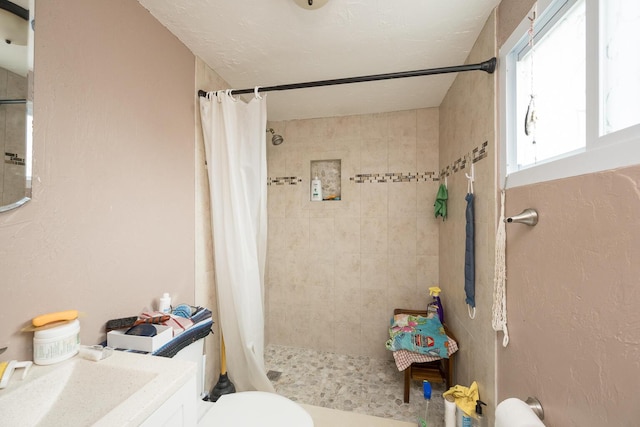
[464,192,475,308]
[464,163,476,311]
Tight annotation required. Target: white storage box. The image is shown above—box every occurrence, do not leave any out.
[107,325,173,352]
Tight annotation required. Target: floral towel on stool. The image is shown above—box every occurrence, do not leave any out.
[385,313,449,358]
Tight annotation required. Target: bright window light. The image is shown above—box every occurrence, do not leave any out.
[500,0,640,188]
[513,0,585,171]
[602,0,640,135]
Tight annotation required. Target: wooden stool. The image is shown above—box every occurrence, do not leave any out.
[393,308,458,403]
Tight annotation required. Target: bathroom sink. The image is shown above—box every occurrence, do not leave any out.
[0,351,196,426]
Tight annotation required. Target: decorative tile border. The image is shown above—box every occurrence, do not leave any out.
[268,141,489,186]
[350,171,439,183]
[439,141,488,179]
[268,176,302,186]
[4,152,25,166]
[268,172,439,185]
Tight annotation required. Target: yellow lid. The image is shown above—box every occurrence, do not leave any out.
[429,286,441,296]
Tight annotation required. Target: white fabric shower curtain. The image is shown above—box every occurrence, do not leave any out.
[199,90,274,393]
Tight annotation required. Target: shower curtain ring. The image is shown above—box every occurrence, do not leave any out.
[254,86,263,99]
[226,89,238,102]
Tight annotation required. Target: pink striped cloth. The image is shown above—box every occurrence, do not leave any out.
[141,311,193,337]
[392,337,459,371]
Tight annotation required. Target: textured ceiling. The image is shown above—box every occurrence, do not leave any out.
[137,0,500,121]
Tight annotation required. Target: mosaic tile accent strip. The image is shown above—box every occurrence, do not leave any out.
[4,152,25,166]
[439,140,489,179]
[350,171,439,184]
[268,176,302,186]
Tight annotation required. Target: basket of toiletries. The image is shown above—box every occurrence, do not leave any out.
[107,325,173,352]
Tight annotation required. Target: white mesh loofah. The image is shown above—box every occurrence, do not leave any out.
[492,190,509,347]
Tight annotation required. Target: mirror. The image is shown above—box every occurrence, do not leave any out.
[0,0,32,212]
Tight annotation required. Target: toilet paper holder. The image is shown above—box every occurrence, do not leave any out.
[525,397,544,421]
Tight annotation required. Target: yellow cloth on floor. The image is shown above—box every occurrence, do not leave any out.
[443,381,479,416]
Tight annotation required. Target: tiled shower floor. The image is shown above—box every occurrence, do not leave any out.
[265,344,445,425]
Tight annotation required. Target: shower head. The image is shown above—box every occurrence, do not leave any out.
[267,128,284,146]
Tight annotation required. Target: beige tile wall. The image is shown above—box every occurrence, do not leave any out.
[438,10,497,422]
[266,108,440,359]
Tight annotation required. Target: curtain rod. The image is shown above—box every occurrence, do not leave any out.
[0,0,29,20]
[0,99,27,105]
[197,57,496,98]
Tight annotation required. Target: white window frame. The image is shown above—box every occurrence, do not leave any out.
[499,0,640,188]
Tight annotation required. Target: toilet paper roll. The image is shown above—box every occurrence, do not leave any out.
[496,398,545,427]
[444,397,456,427]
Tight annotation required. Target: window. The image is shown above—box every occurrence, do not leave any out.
[500,0,640,187]
[602,0,640,135]
[515,0,586,170]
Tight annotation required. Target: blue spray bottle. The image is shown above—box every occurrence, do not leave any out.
[418,380,432,427]
[428,286,444,324]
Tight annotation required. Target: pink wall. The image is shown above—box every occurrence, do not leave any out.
[498,167,640,425]
[496,0,639,424]
[0,0,196,361]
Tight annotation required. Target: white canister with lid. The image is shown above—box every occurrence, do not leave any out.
[33,319,80,365]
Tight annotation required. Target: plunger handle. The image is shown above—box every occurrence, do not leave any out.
[220,333,228,375]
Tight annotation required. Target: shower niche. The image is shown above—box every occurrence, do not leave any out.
[310,159,341,201]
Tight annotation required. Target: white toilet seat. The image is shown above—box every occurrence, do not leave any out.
[199,391,314,426]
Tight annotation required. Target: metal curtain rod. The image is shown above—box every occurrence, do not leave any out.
[0,0,29,20]
[197,57,496,98]
[0,99,27,105]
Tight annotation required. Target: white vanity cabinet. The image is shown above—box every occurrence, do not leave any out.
[140,375,197,427]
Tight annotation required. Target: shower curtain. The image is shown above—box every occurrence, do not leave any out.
[199,90,274,393]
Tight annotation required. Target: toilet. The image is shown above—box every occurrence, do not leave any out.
[173,339,314,426]
[199,391,313,426]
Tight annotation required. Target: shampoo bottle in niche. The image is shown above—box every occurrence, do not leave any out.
[311,176,323,201]
[428,286,444,323]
